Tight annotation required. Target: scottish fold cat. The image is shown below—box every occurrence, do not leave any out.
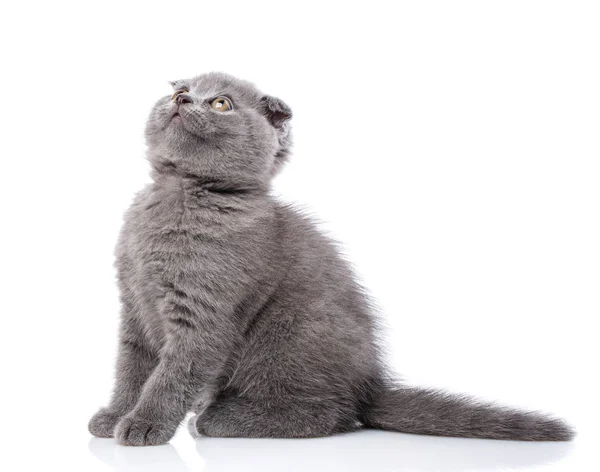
[89,73,573,446]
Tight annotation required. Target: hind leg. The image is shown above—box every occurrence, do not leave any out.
[188,394,358,439]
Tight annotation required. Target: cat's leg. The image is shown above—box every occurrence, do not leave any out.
[188,394,359,438]
[113,295,241,446]
[89,314,158,438]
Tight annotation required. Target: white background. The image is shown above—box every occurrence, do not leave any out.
[1,1,598,470]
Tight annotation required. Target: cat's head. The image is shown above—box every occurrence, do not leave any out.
[145,72,292,189]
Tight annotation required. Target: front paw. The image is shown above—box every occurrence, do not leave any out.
[115,414,177,446]
[89,408,121,438]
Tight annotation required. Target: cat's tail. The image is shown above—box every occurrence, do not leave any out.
[361,384,574,441]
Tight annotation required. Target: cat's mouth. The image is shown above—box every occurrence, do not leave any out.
[170,112,182,123]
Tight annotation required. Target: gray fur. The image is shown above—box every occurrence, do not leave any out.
[88,72,574,446]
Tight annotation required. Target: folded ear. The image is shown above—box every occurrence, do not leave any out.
[259,95,293,175]
[260,95,292,130]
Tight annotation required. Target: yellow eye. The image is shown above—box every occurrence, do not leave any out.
[210,97,232,111]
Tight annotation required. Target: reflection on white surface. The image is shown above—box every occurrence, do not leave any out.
[89,429,573,472]
[89,438,190,472]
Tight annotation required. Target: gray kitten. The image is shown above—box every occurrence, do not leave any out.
[89,72,573,446]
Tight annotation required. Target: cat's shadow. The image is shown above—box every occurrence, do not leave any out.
[90,430,573,472]
[195,430,573,472]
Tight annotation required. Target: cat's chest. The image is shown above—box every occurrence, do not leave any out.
[125,188,248,295]
[130,192,213,274]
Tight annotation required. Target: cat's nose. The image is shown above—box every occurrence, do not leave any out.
[174,93,193,105]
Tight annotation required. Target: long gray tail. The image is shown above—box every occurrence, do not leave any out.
[361,385,574,441]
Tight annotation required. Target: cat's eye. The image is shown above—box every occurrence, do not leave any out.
[210,97,233,112]
[172,89,189,101]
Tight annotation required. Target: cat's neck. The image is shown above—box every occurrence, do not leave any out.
[147,175,270,226]
[150,165,269,199]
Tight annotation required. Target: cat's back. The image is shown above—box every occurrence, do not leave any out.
[272,200,377,338]
[229,201,381,400]
[273,201,359,291]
